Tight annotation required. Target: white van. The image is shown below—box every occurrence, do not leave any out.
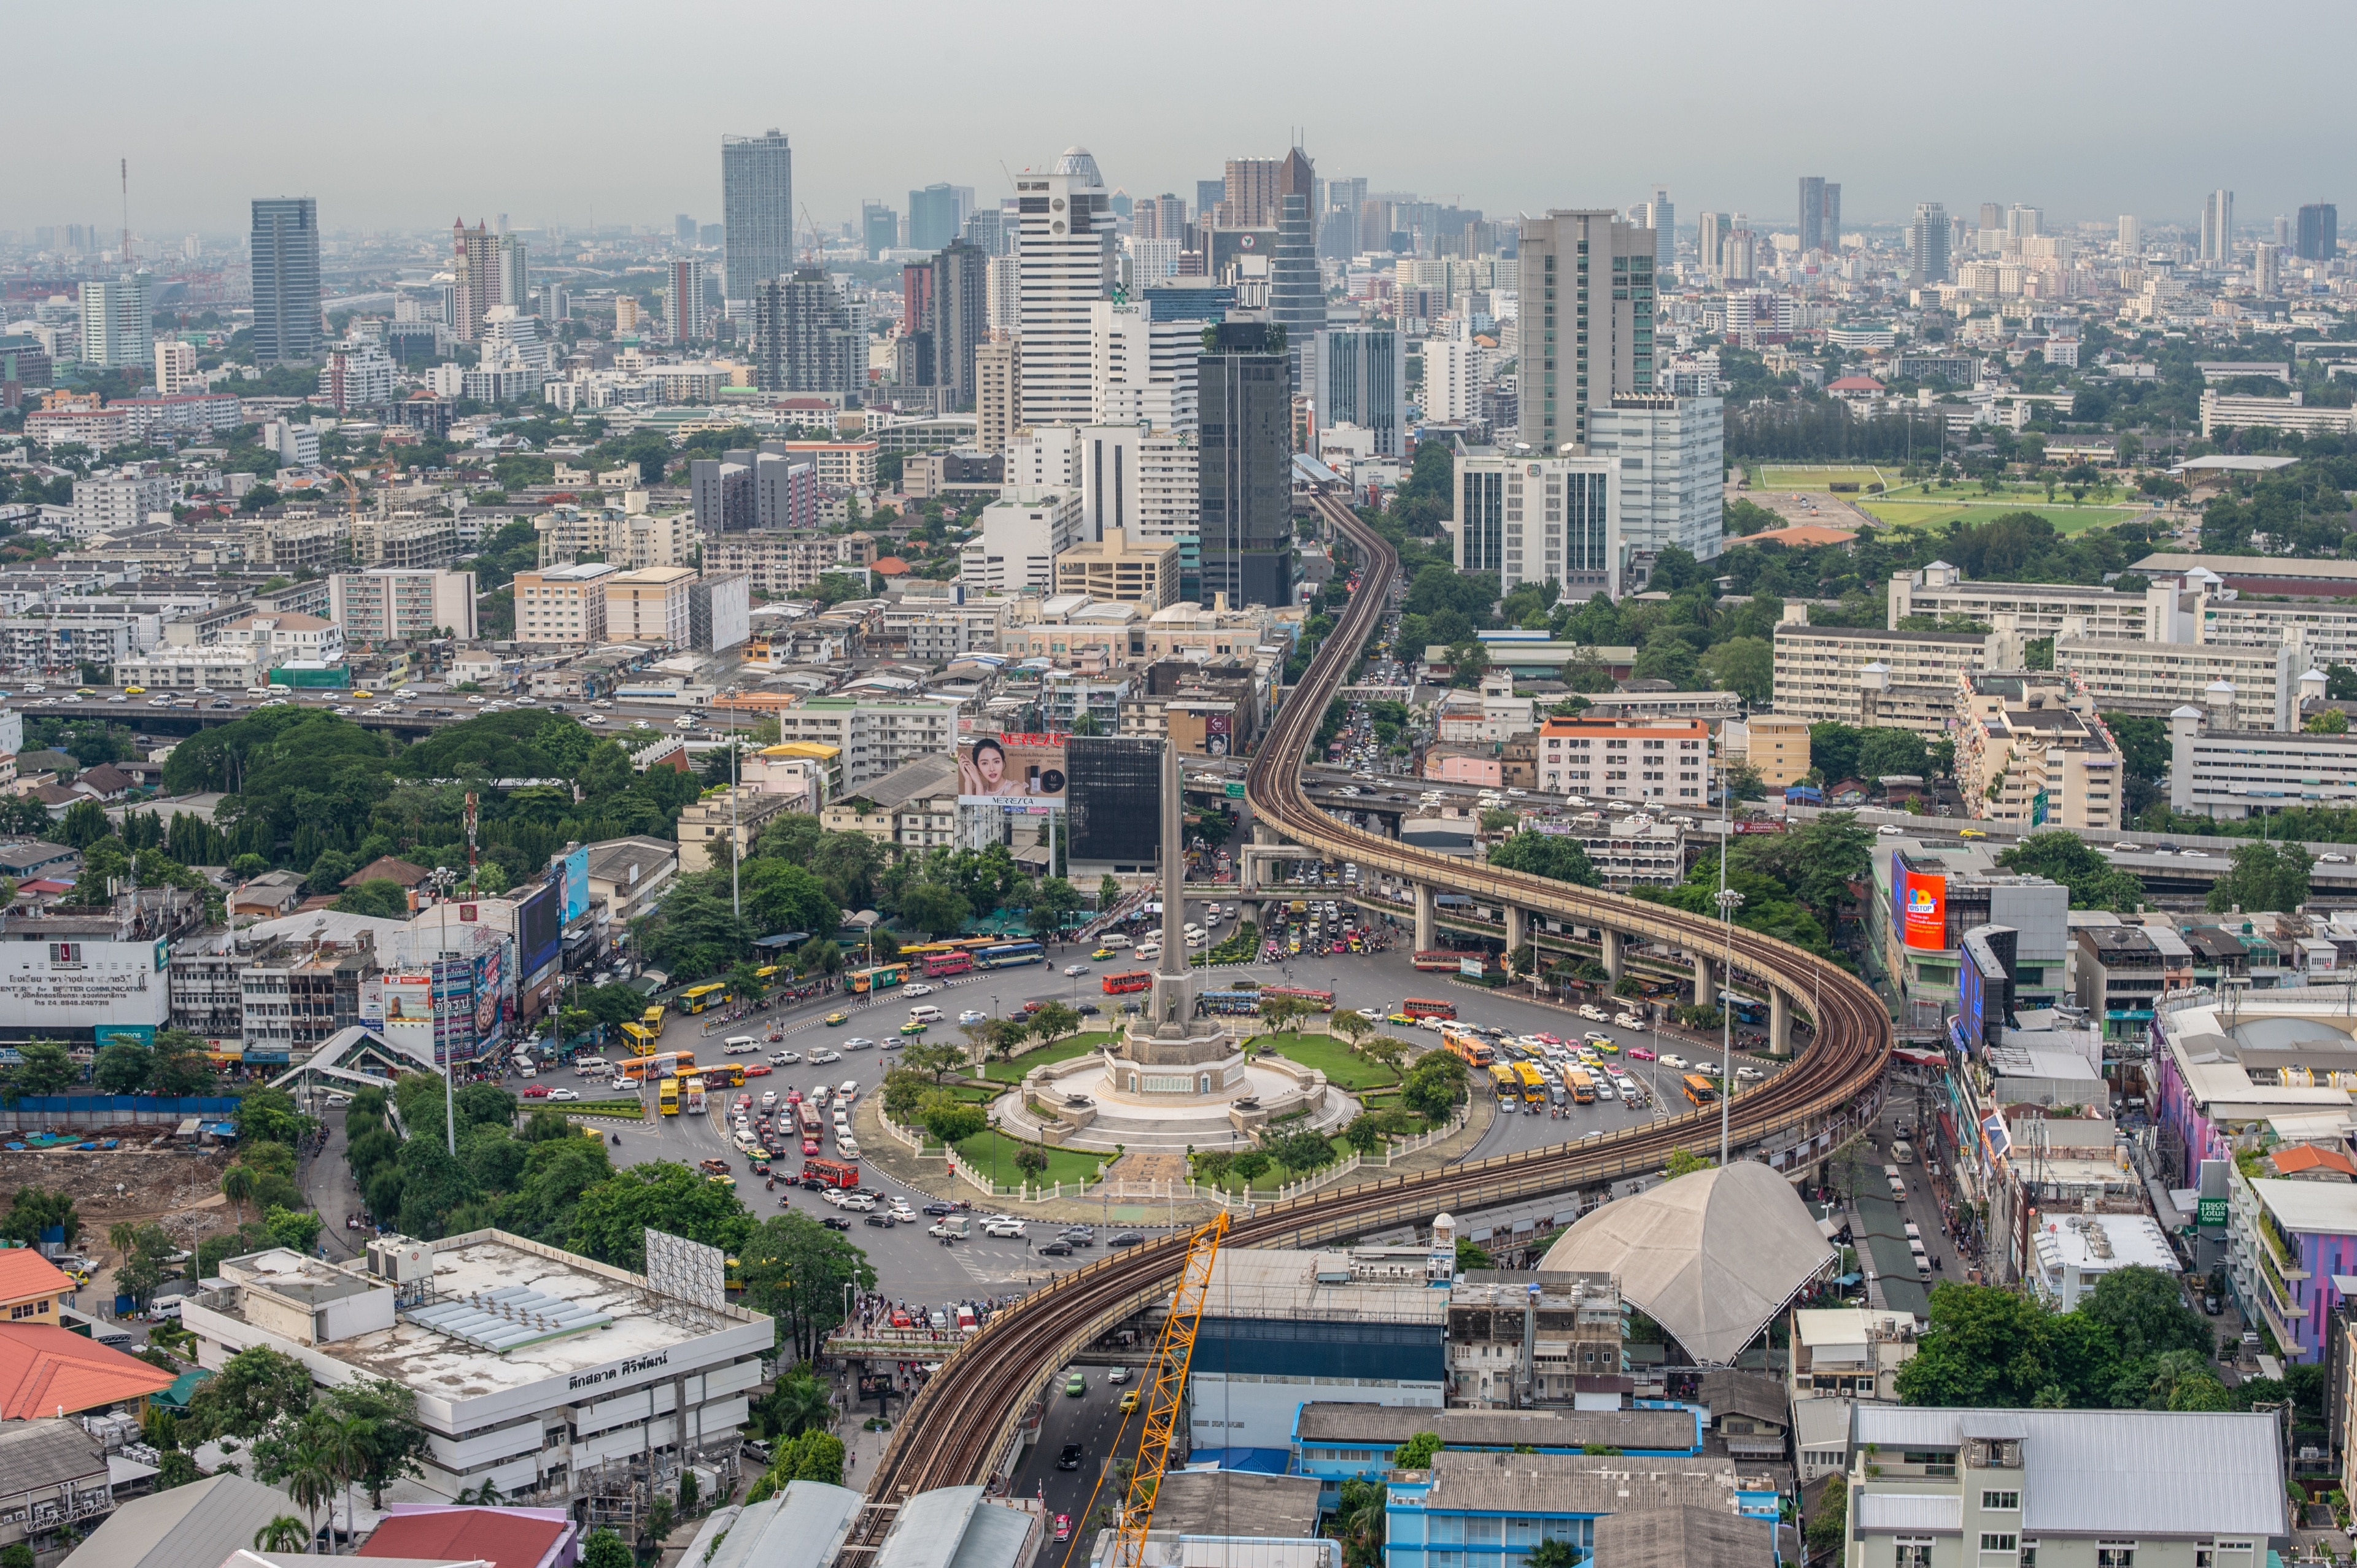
[1183,922,1204,941]
[1892,1140,1916,1165]
[837,1079,859,1102]
[149,1294,187,1319]
[908,1004,945,1025]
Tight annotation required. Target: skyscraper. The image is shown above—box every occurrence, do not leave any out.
[2118,215,2142,257]
[1218,159,1282,227]
[1318,327,1405,457]
[908,185,964,252]
[676,215,697,245]
[79,272,152,370]
[932,239,988,410]
[1696,212,1726,283]
[498,236,531,314]
[1907,203,1951,285]
[751,269,862,397]
[451,219,498,341]
[2297,204,2339,262]
[861,203,899,259]
[2254,242,2281,296]
[1196,321,1292,609]
[1195,180,1223,225]
[2201,190,2234,263]
[1797,176,1830,255]
[1640,186,1674,272]
[721,129,794,303]
[667,260,703,344]
[1269,149,1322,386]
[1514,210,1657,456]
[1016,147,1115,428]
[250,198,321,367]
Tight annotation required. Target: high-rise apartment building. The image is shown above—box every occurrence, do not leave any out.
[498,236,530,314]
[250,197,321,366]
[1514,210,1657,455]
[2118,214,2143,256]
[79,272,152,370]
[1318,328,1405,457]
[1797,176,1837,255]
[1907,203,1952,284]
[1696,212,1725,282]
[722,129,794,303]
[667,259,703,344]
[751,269,861,397]
[929,240,988,410]
[450,220,498,341]
[1638,186,1674,272]
[2254,242,2282,296]
[2297,204,2339,262]
[1196,321,1292,608]
[861,203,898,260]
[2201,189,2234,263]
[1134,193,1186,242]
[155,340,199,396]
[1423,331,1477,425]
[1196,180,1224,224]
[907,184,966,252]
[1218,159,1282,227]
[1016,147,1115,427]
[976,338,1020,455]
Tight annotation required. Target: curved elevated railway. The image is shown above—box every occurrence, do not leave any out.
[839,490,1891,1535]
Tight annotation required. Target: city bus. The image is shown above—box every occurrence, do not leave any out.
[1443,1029,1495,1068]
[797,1102,821,1138]
[658,1077,680,1116]
[1562,1065,1596,1105]
[1401,997,1457,1021]
[1487,1064,1520,1103]
[643,1005,668,1031]
[1261,986,1335,1011]
[618,1049,694,1079]
[1681,1073,1720,1107]
[1199,991,1263,1016]
[802,1156,860,1189]
[977,941,1045,969]
[699,1062,746,1089]
[1514,1062,1549,1104]
[1102,970,1153,995]
[850,964,908,994]
[922,950,975,979]
[1412,951,1471,972]
[681,983,729,1014]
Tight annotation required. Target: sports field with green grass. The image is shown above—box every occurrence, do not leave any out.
[1755,465,1891,492]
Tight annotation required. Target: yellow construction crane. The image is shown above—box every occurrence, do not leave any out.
[1108,1211,1229,1568]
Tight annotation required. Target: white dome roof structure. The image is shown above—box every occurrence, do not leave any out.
[1053,146,1104,185]
[1537,1161,1835,1365]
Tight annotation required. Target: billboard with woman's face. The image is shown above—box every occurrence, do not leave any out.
[958,733,1067,813]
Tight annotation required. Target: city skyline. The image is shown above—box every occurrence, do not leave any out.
[9,0,2355,236]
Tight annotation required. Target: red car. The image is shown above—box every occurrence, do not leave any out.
[802,1137,821,1155]
[1625,1045,1655,1060]
[890,1308,913,1327]
[745,1064,772,1076]
[521,1084,549,1099]
[1054,1516,1071,1543]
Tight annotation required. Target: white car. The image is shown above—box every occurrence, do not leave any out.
[1877,824,1903,836]
[1660,1054,1689,1070]
[1357,1006,1383,1021]
[958,1009,988,1025]
[1593,1081,1616,1102]
[1577,1005,1606,1022]
[810,1049,842,1064]
[2324,852,2352,864]
[761,1090,778,1108]
[546,1087,579,1102]
[983,1219,1026,1237]
[1064,963,1091,976]
[1736,1066,1765,1081]
[769,1050,802,1065]
[904,983,936,997]
[1614,1014,1644,1030]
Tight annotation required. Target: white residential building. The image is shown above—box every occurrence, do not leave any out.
[1016,149,1115,427]
[154,339,199,395]
[512,562,622,647]
[221,611,345,667]
[1453,450,1623,599]
[330,569,480,644]
[765,697,963,789]
[1422,332,1479,424]
[2055,631,2301,732]
[960,487,1082,595]
[1089,298,1198,433]
[1771,620,1994,733]
[603,566,697,647]
[69,474,176,538]
[2169,700,2357,817]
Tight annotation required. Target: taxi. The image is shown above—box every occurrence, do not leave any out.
[824,1011,850,1026]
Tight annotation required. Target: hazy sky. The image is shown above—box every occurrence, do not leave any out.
[17,0,2356,241]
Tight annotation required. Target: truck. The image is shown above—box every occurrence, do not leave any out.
[929,1215,972,1240]
[684,1079,707,1115]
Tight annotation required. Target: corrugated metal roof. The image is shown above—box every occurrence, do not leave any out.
[1854,1494,1962,1533]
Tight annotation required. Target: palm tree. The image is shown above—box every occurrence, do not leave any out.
[222,1165,258,1227]
[255,1516,312,1553]
[317,1413,373,1555]
[282,1439,338,1554]
[771,1376,834,1439]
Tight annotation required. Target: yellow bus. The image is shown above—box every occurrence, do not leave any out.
[1562,1066,1596,1105]
[619,1021,656,1052]
[1514,1062,1549,1104]
[658,1077,681,1116]
[618,1049,694,1078]
[700,1062,746,1089]
[1682,1073,1719,1107]
[681,983,729,1014]
[643,1004,668,1031]
[1487,1064,1520,1103]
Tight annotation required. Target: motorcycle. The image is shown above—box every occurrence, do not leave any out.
[612,1134,622,1146]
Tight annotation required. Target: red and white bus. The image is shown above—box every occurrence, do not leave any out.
[1101,970,1153,995]
[1401,997,1457,1021]
[923,950,975,978]
[1261,986,1334,1011]
[802,1156,860,1189]
[1413,951,1471,972]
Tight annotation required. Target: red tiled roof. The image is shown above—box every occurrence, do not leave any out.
[871,557,910,575]
[341,855,432,889]
[0,1323,176,1419]
[2270,1145,2357,1178]
[0,1250,72,1303]
[361,1509,570,1568]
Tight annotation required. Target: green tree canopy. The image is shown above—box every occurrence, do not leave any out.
[1998,832,2146,913]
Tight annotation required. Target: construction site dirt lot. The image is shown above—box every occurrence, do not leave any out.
[0,1140,234,1234]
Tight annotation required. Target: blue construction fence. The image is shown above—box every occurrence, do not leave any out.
[0,1095,245,1132]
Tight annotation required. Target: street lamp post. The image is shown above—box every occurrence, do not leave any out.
[1714,811,1744,1167]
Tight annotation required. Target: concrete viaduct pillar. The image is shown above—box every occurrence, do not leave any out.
[1769,987,1794,1057]
[1503,906,1529,957]
[1692,951,1716,1006]
[1599,929,1624,984]
[1414,884,1437,953]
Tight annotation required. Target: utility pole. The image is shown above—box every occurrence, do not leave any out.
[1714,809,1744,1167]
[730,739,741,921]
